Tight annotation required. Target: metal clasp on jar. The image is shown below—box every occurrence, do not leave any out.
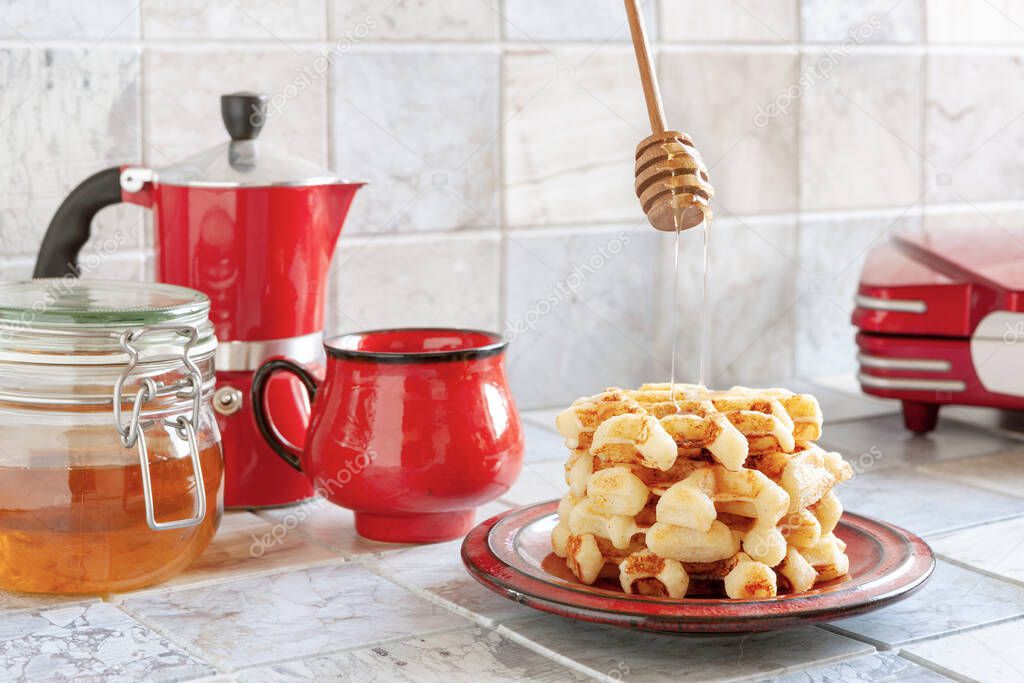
[113,324,208,532]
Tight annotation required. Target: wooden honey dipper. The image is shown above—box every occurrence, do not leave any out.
[624,0,714,232]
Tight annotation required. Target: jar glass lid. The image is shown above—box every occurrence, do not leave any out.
[0,279,216,366]
[0,280,209,328]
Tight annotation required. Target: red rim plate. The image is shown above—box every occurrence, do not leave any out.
[462,500,935,634]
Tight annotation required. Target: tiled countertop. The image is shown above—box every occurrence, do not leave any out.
[3,379,1024,682]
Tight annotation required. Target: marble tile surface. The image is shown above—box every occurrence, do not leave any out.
[326,232,501,334]
[142,511,341,592]
[330,0,499,41]
[926,54,1024,204]
[371,538,536,626]
[799,53,924,211]
[522,421,568,463]
[920,450,1024,500]
[941,405,1024,443]
[499,458,565,506]
[659,0,799,43]
[116,563,468,670]
[0,1,140,38]
[501,617,872,683]
[143,48,326,166]
[800,0,923,43]
[768,652,949,682]
[256,498,413,559]
[827,560,1024,646]
[926,0,1024,44]
[0,602,215,681]
[795,215,919,378]
[903,617,1024,682]
[660,50,799,216]
[929,515,1024,585]
[143,0,325,40]
[331,50,500,234]
[503,225,660,410]
[504,0,655,42]
[0,47,143,256]
[817,413,1018,471]
[502,48,648,228]
[657,219,799,389]
[255,498,511,559]
[838,465,1024,537]
[237,626,589,682]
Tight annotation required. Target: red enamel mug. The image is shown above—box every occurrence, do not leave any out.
[251,328,524,543]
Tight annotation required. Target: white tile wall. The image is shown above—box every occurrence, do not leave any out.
[0,2,1021,411]
[502,47,648,229]
[331,49,500,234]
[143,48,327,165]
[795,213,920,377]
[0,1,140,39]
[926,0,1024,44]
[926,53,1024,204]
[0,47,142,256]
[504,0,656,43]
[659,0,799,43]
[142,0,326,40]
[656,218,800,388]
[660,49,800,216]
[800,0,923,44]
[799,52,924,211]
[330,0,499,42]
[503,224,659,408]
[327,231,502,334]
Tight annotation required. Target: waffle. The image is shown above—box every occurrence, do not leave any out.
[556,384,822,473]
[551,383,850,599]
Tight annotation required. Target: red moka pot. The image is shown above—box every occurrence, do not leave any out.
[34,93,365,508]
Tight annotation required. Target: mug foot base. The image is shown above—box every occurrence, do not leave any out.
[355,509,475,543]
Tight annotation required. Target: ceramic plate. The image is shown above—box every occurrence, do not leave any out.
[462,500,934,634]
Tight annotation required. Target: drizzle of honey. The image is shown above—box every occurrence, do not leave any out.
[661,138,713,408]
[0,445,222,594]
[667,201,712,409]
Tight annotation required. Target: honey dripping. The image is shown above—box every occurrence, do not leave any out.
[666,162,712,410]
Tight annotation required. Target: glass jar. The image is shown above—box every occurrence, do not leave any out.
[0,280,223,594]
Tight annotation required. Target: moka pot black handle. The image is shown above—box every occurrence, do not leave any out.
[33,166,125,278]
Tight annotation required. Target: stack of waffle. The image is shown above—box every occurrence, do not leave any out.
[551,383,853,599]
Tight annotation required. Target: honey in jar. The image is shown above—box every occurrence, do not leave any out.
[0,439,222,594]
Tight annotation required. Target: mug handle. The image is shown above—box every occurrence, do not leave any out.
[251,358,319,472]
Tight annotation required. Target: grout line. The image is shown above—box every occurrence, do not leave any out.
[932,550,1024,589]
[362,558,505,631]
[110,600,234,674]
[227,623,477,675]
[16,36,1024,54]
[897,648,985,683]
[492,622,621,683]
[105,553,353,602]
[824,611,1024,653]
[496,42,509,332]
[724,641,880,683]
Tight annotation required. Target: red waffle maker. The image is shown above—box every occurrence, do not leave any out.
[853,226,1024,433]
